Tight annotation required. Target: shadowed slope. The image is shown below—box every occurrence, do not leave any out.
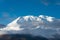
[0,34,48,40]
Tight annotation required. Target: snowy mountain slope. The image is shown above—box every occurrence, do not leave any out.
[0,15,60,38]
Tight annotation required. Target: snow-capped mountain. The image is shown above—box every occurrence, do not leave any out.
[0,15,60,38]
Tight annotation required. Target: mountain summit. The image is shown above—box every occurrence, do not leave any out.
[0,15,60,38]
[5,15,55,30]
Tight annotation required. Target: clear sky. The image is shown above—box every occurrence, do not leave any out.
[0,0,60,25]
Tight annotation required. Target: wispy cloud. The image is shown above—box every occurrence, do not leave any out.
[0,12,17,22]
[0,12,9,20]
[56,2,60,5]
[2,12,10,18]
[41,0,60,6]
[41,0,49,6]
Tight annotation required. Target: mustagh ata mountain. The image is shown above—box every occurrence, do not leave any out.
[0,15,60,38]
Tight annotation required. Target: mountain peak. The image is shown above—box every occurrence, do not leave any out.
[18,15,54,22]
[39,15,54,22]
[2,15,55,31]
[6,15,55,27]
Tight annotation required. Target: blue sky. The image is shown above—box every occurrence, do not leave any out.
[0,0,60,25]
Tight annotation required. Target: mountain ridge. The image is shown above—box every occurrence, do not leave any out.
[0,15,60,38]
